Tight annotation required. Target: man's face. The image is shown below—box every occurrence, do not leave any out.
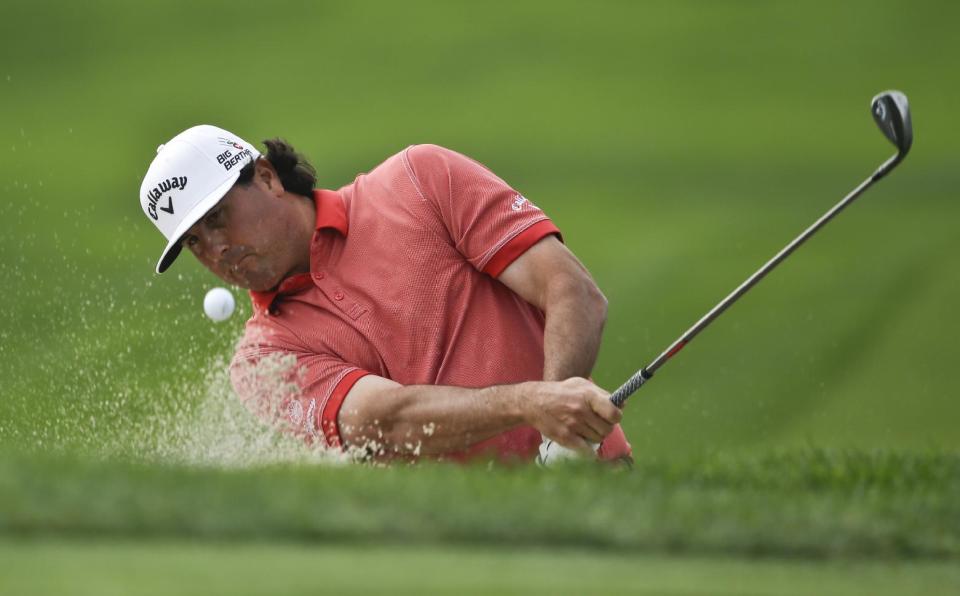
[182,163,306,292]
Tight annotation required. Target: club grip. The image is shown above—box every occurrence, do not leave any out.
[537,368,652,466]
[610,368,653,408]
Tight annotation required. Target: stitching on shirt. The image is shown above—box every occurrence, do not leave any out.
[475,216,550,271]
[233,342,292,361]
[402,145,548,267]
[318,366,360,419]
[400,145,458,248]
[401,146,428,202]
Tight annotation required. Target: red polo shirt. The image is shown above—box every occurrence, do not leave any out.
[230,144,629,462]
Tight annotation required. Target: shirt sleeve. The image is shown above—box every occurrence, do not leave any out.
[402,144,562,277]
[230,343,370,450]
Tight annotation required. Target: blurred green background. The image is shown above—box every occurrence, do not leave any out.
[1,0,958,461]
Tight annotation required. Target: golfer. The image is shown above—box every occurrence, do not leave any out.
[140,125,631,463]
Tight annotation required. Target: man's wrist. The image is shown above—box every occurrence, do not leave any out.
[486,382,531,428]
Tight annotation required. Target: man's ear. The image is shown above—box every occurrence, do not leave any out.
[255,158,284,197]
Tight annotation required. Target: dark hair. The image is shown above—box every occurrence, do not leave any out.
[236,138,316,198]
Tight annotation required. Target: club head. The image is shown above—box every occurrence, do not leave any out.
[871,90,912,157]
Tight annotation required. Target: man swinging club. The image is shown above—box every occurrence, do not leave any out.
[139,126,631,463]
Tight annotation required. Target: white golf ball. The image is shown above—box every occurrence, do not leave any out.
[203,287,236,322]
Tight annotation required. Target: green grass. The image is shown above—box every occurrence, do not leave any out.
[3,540,959,596]
[3,450,958,559]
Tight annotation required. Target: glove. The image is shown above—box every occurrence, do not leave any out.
[537,424,633,466]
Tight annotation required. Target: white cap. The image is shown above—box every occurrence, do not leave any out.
[140,125,261,273]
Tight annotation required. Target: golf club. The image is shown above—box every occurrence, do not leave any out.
[539,90,913,464]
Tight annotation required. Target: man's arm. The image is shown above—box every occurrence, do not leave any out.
[497,235,608,382]
[497,234,635,462]
[338,375,621,456]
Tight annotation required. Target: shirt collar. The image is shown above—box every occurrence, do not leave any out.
[313,188,349,235]
[249,189,348,314]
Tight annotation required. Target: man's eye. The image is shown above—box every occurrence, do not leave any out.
[205,207,222,225]
[184,235,199,248]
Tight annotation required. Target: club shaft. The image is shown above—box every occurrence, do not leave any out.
[610,153,900,408]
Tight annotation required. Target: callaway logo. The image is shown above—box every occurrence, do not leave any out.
[145,176,188,220]
[511,194,535,211]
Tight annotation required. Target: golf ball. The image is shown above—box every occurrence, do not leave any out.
[203,287,235,322]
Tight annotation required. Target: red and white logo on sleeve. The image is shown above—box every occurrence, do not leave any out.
[511,194,537,211]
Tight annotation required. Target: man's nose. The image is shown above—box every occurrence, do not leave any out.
[200,230,230,263]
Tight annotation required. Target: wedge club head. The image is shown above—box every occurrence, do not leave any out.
[871,90,912,158]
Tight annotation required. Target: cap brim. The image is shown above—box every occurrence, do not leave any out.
[155,171,241,273]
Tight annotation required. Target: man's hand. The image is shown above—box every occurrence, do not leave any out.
[521,377,622,455]
[338,375,622,458]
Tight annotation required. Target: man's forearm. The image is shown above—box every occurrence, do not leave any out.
[339,382,527,456]
[542,278,608,382]
[337,375,620,458]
